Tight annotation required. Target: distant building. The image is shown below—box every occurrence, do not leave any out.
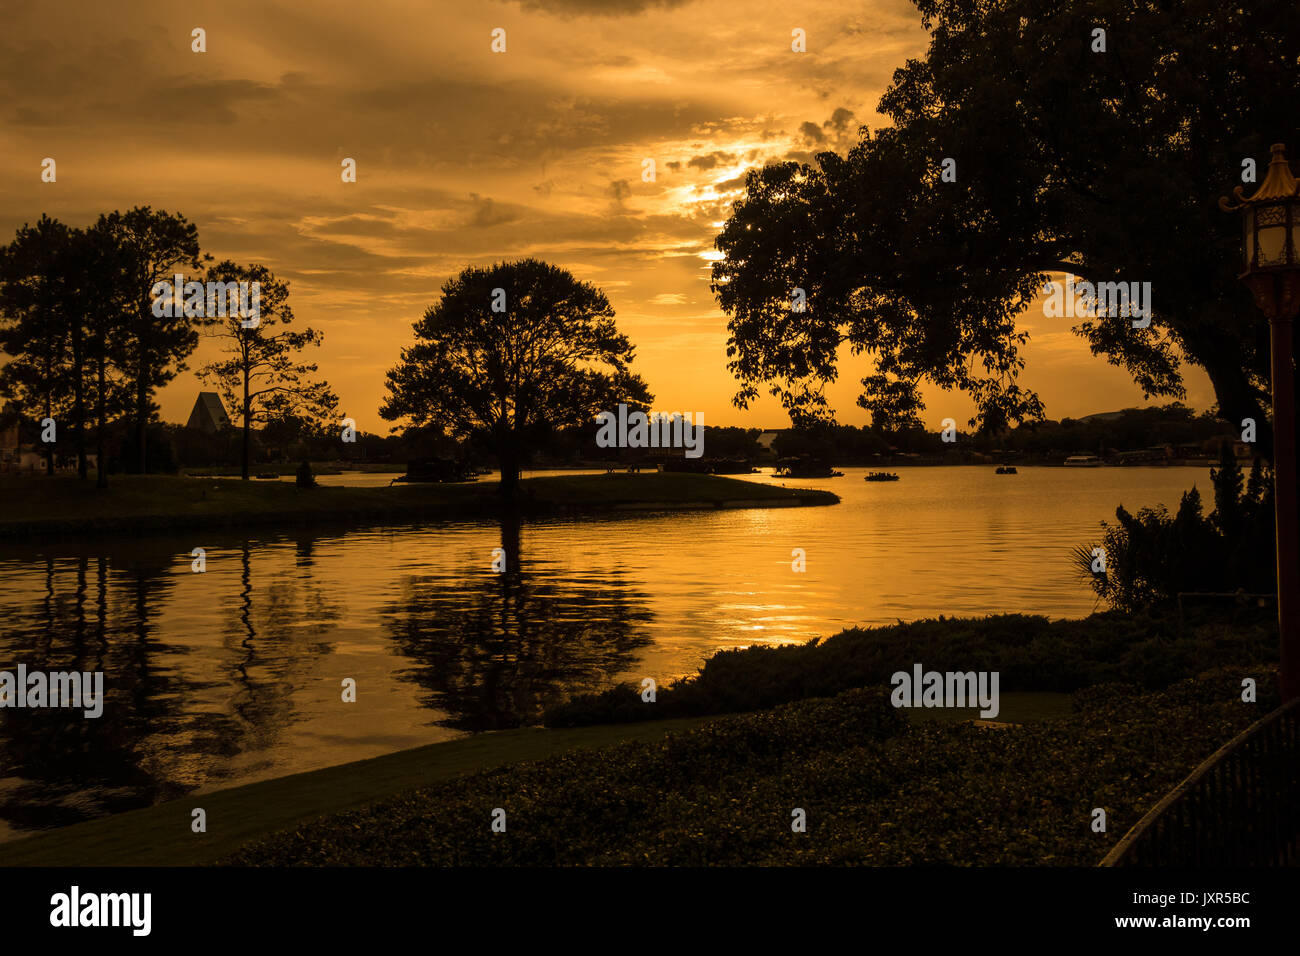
[187,392,231,434]
[756,430,780,451]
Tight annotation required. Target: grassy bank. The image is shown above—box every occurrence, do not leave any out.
[221,668,1276,866]
[0,472,837,538]
[0,604,1274,866]
[0,717,716,867]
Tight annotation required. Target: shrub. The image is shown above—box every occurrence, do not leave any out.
[543,608,1276,727]
[1075,448,1275,611]
[222,669,1276,867]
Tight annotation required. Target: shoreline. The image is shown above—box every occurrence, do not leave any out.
[0,716,718,867]
[0,604,1275,866]
[0,472,839,540]
[0,691,1073,867]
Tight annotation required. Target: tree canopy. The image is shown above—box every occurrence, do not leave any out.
[713,0,1300,452]
[197,261,338,480]
[380,258,651,498]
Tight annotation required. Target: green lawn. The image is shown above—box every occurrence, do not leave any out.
[0,472,837,537]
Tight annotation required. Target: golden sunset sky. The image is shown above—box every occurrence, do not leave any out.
[0,0,1215,432]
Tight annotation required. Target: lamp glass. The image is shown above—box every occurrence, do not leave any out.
[1257,204,1288,266]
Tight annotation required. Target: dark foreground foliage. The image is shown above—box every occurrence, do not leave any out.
[543,606,1277,727]
[1074,449,1276,612]
[224,669,1276,866]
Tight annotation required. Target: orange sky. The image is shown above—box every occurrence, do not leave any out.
[0,0,1216,432]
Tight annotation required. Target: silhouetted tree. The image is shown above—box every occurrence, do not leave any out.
[380,259,651,501]
[197,261,338,480]
[79,219,133,488]
[98,207,204,474]
[713,0,1299,455]
[0,215,77,476]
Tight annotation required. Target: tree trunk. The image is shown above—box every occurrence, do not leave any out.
[96,357,108,490]
[242,369,251,480]
[45,397,54,476]
[497,439,520,503]
[136,360,147,475]
[72,322,87,479]
[74,377,86,480]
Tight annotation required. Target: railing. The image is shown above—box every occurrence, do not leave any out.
[1100,698,1300,866]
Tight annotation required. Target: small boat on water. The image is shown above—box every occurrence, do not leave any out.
[774,456,843,478]
[390,457,477,483]
[995,466,1018,475]
[661,456,756,475]
[255,472,280,479]
[864,471,900,482]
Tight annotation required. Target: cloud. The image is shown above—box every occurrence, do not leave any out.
[686,150,736,171]
[827,107,856,132]
[799,122,827,145]
[0,0,939,431]
[466,194,518,228]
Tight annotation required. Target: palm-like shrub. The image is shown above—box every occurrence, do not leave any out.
[1075,447,1275,611]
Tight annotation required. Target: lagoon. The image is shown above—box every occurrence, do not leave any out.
[0,465,1213,840]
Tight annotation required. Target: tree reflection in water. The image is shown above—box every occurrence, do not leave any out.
[383,511,654,731]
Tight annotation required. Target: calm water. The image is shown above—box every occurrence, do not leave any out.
[0,465,1212,840]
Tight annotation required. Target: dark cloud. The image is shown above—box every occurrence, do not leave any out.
[466,193,517,228]
[799,121,826,145]
[827,107,855,132]
[686,150,735,171]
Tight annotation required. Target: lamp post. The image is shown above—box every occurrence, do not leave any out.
[1221,143,1300,702]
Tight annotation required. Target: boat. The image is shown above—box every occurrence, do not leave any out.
[390,457,477,483]
[995,466,1018,475]
[660,456,756,475]
[864,471,900,482]
[773,456,842,478]
[255,472,280,479]
[1063,455,1103,467]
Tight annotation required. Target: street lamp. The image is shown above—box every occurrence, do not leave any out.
[1221,143,1300,702]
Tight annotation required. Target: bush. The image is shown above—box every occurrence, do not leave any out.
[542,607,1277,727]
[1075,448,1275,611]
[222,668,1277,867]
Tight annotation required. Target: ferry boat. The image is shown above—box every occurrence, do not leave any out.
[864,471,900,482]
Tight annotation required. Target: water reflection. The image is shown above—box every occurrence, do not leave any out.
[0,516,654,837]
[0,550,200,833]
[383,513,653,730]
[0,466,1216,840]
